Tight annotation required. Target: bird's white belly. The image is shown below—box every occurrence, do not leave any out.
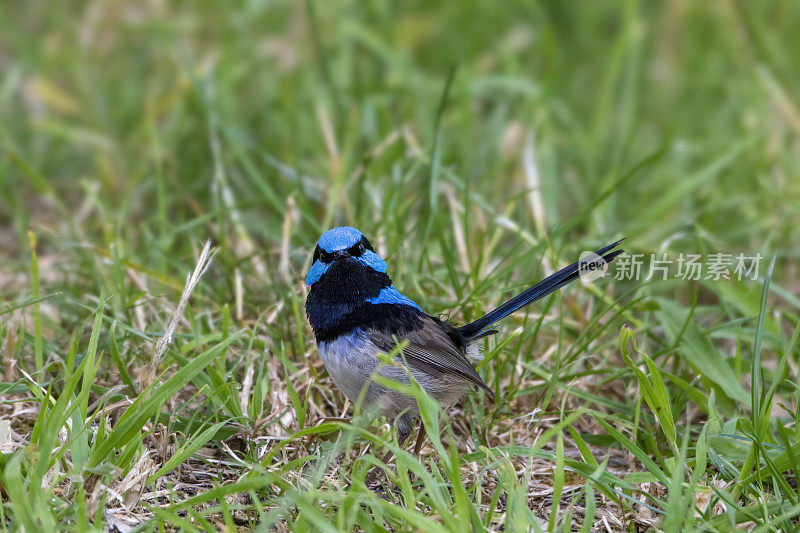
[318,330,375,397]
[317,329,479,417]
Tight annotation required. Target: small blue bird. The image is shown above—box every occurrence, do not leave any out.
[304,226,622,477]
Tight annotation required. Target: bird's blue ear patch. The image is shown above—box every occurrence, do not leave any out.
[318,226,363,253]
[356,250,387,273]
[305,260,329,286]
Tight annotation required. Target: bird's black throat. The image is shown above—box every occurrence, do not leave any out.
[305,258,424,343]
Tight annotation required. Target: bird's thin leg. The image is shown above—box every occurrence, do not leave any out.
[412,421,426,456]
[364,415,412,486]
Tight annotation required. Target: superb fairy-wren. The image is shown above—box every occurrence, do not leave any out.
[304,226,622,478]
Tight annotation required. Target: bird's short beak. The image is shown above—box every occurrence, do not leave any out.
[332,250,349,260]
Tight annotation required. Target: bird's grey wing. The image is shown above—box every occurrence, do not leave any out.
[368,316,494,400]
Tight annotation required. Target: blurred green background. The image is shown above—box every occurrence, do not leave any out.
[2,0,799,268]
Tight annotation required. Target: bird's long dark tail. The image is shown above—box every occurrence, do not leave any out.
[458,239,624,340]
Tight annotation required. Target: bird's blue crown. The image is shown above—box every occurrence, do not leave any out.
[317,226,363,254]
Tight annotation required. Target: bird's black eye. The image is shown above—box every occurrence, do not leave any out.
[361,236,375,253]
[312,246,321,263]
[319,250,334,263]
[348,242,366,257]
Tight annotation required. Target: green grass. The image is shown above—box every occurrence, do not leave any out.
[2,0,800,530]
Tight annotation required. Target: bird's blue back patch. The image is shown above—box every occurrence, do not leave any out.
[318,226,362,252]
[367,285,422,311]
